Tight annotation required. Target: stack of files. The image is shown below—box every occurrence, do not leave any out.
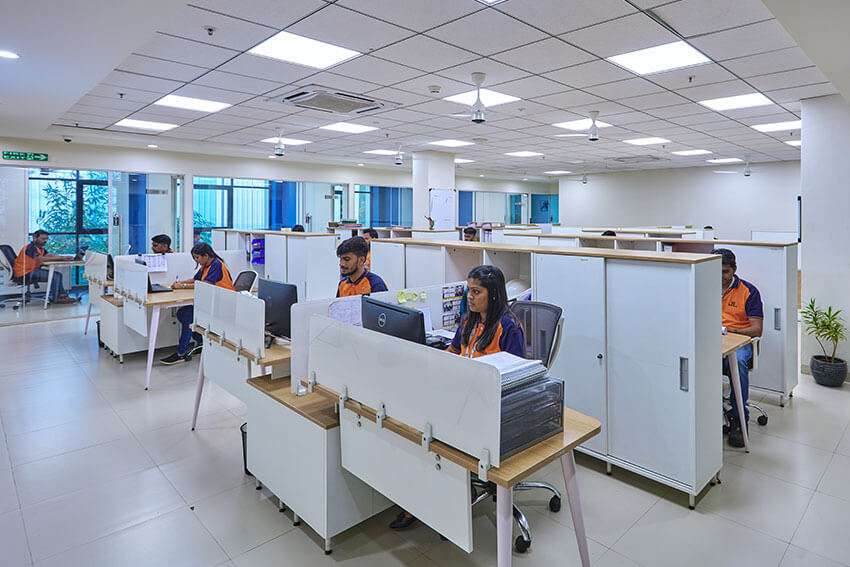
[475,351,547,389]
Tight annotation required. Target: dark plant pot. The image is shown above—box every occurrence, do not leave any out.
[810,355,848,387]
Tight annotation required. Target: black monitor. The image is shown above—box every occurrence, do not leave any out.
[257,278,298,340]
[361,296,426,345]
[106,254,114,280]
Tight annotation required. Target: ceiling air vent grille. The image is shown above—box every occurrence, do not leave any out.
[608,155,668,165]
[267,85,393,115]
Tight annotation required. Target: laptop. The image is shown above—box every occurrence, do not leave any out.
[147,275,172,293]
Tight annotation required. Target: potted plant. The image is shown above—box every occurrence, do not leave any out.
[802,299,848,387]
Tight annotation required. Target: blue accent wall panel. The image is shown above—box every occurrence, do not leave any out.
[458,191,473,226]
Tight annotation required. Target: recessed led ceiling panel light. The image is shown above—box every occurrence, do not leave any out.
[321,122,378,134]
[147,144,158,148]
[429,139,474,147]
[260,137,311,145]
[607,41,710,75]
[0,50,20,59]
[454,158,475,164]
[248,31,360,69]
[707,157,743,164]
[364,149,399,155]
[505,151,543,157]
[154,94,231,113]
[786,140,802,147]
[699,93,772,111]
[672,149,712,156]
[114,118,178,131]
[444,89,520,107]
[751,120,802,132]
[623,137,671,146]
[357,163,365,166]
[713,170,737,174]
[552,118,612,130]
[544,170,572,175]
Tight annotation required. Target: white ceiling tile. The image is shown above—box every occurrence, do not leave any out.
[116,55,206,82]
[532,90,605,108]
[670,112,730,126]
[365,87,432,107]
[648,63,736,91]
[437,58,530,87]
[191,71,283,95]
[288,5,415,52]
[221,105,296,121]
[372,35,477,73]
[689,20,796,61]
[370,108,434,123]
[748,67,830,92]
[620,90,690,110]
[190,0,326,28]
[191,114,264,128]
[721,106,797,121]
[585,77,664,100]
[88,85,164,103]
[427,9,547,56]
[157,5,276,51]
[337,0,482,33]
[493,76,570,100]
[128,105,211,121]
[676,79,755,102]
[217,54,317,83]
[560,12,678,58]
[571,101,634,116]
[491,38,595,75]
[765,82,838,103]
[411,98,473,117]
[390,73,473,99]
[496,0,637,35]
[136,34,238,68]
[300,71,381,94]
[652,0,774,37]
[646,102,711,119]
[77,94,148,113]
[170,84,253,105]
[66,104,130,120]
[331,55,422,85]
[601,110,657,125]
[721,47,814,78]
[55,117,114,129]
[100,71,185,94]
[544,60,634,89]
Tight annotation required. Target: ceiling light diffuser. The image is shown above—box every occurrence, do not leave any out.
[114,118,177,131]
[553,118,612,130]
[623,137,671,146]
[672,149,712,156]
[785,140,802,147]
[607,41,710,75]
[505,151,543,157]
[429,139,474,147]
[713,170,737,174]
[544,170,572,175]
[707,158,743,164]
[0,50,20,59]
[751,120,802,132]
[248,31,360,69]
[699,93,772,111]
[147,144,158,148]
[444,89,520,107]
[474,0,508,5]
[154,94,231,113]
[320,122,378,134]
[364,149,399,155]
[454,158,475,164]
[261,137,311,145]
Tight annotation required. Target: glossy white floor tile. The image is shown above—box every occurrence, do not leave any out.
[3,318,850,567]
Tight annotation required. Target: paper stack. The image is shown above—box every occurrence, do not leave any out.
[475,351,548,389]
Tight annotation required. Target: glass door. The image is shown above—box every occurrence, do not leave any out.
[110,172,177,255]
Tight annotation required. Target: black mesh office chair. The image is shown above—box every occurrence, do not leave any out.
[470,300,565,553]
[233,270,258,292]
[0,244,41,309]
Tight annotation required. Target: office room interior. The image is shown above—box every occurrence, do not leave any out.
[1,1,849,566]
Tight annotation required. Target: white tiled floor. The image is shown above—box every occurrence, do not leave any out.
[1,318,849,567]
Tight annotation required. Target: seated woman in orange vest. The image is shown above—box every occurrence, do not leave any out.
[12,230,79,304]
[160,243,234,365]
[390,264,524,530]
[336,236,388,297]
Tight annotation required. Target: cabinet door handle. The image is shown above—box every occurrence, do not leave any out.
[597,353,603,360]
[774,307,781,331]
[679,357,689,392]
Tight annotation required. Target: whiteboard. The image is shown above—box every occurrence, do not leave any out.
[429,188,456,230]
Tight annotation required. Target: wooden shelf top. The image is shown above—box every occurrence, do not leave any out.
[308,382,599,488]
[42,259,86,266]
[248,376,338,429]
[143,288,195,306]
[723,332,752,357]
[193,325,291,366]
[101,294,123,307]
[522,233,796,247]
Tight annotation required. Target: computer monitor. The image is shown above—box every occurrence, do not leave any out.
[361,296,426,345]
[106,254,114,280]
[257,278,298,339]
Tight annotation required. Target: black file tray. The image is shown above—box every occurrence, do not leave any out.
[500,375,564,460]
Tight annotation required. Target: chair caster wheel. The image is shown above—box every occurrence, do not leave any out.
[548,495,561,512]
[757,415,768,426]
[515,536,530,553]
[324,549,332,555]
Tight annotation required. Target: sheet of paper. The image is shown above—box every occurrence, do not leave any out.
[417,308,433,333]
[142,254,167,272]
[329,296,362,327]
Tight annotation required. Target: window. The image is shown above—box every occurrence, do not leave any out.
[355,185,371,226]
[531,194,558,223]
[193,177,271,237]
[359,186,412,227]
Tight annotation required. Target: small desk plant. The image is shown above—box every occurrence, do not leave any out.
[803,298,848,387]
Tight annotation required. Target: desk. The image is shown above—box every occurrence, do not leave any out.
[313,382,601,567]
[82,274,113,335]
[723,332,753,453]
[137,288,195,390]
[41,259,85,309]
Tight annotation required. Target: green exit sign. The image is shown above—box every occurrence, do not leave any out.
[2,151,48,162]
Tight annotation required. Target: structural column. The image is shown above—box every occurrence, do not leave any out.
[411,151,455,229]
[181,172,194,252]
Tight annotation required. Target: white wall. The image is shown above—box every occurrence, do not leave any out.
[558,161,801,240]
[801,94,850,366]
[0,166,29,252]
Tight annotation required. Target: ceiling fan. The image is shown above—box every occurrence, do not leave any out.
[449,72,489,124]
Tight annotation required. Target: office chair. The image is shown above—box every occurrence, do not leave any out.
[0,244,42,310]
[470,300,565,553]
[233,270,258,292]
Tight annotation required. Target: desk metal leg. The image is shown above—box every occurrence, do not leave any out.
[84,301,93,335]
[191,351,205,430]
[562,450,591,567]
[496,484,513,567]
[145,305,161,390]
[43,265,55,309]
[727,353,750,452]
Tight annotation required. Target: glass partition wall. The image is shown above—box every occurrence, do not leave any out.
[458,190,558,225]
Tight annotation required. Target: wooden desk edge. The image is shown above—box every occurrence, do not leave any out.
[247,376,338,429]
[193,325,291,366]
[307,381,601,488]
[722,332,753,357]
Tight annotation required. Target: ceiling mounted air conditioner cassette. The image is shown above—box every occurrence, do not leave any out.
[266,84,397,115]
